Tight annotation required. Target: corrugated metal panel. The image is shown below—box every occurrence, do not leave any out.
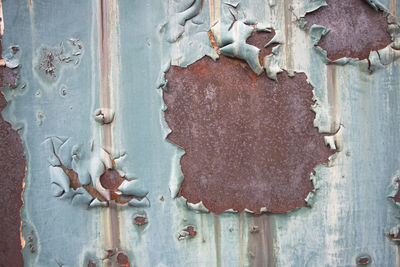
[1,0,400,266]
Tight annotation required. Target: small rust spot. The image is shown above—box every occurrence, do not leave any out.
[183,225,197,237]
[164,55,333,213]
[305,0,392,60]
[87,260,97,267]
[100,169,125,190]
[388,230,400,242]
[250,225,259,233]
[357,255,371,265]
[133,215,147,226]
[116,252,130,267]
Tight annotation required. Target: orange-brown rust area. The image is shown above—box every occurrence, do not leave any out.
[305,0,392,61]
[164,55,333,213]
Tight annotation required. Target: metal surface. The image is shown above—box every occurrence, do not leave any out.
[305,0,392,61]
[1,0,400,266]
[164,55,333,213]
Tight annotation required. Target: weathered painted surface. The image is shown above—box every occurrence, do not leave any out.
[1,0,400,266]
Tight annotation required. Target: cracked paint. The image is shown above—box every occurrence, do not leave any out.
[46,137,149,207]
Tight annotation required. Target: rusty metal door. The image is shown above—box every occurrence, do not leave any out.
[1,0,400,266]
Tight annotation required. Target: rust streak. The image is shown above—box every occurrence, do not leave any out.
[248,214,274,267]
[214,215,221,267]
[98,1,125,266]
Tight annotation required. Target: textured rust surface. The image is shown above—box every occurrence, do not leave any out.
[100,169,125,190]
[246,29,276,64]
[164,55,333,213]
[87,260,96,267]
[0,91,25,267]
[305,0,391,60]
[0,30,25,267]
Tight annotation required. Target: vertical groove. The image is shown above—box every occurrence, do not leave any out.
[283,0,293,73]
[248,214,275,267]
[214,215,221,267]
[327,64,339,132]
[99,0,120,266]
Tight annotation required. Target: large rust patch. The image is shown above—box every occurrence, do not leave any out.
[305,0,391,61]
[0,73,25,265]
[164,56,333,213]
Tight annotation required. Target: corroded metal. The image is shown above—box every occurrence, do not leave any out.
[0,20,25,266]
[305,0,392,60]
[164,55,333,213]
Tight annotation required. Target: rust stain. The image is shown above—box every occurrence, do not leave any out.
[183,225,197,237]
[116,252,130,267]
[27,0,33,16]
[305,0,392,61]
[178,225,197,240]
[0,8,25,266]
[87,260,97,267]
[389,230,400,242]
[133,215,147,226]
[208,30,220,53]
[98,1,127,266]
[357,256,371,265]
[392,0,397,16]
[214,215,222,266]
[246,29,277,65]
[164,55,333,213]
[248,214,274,267]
